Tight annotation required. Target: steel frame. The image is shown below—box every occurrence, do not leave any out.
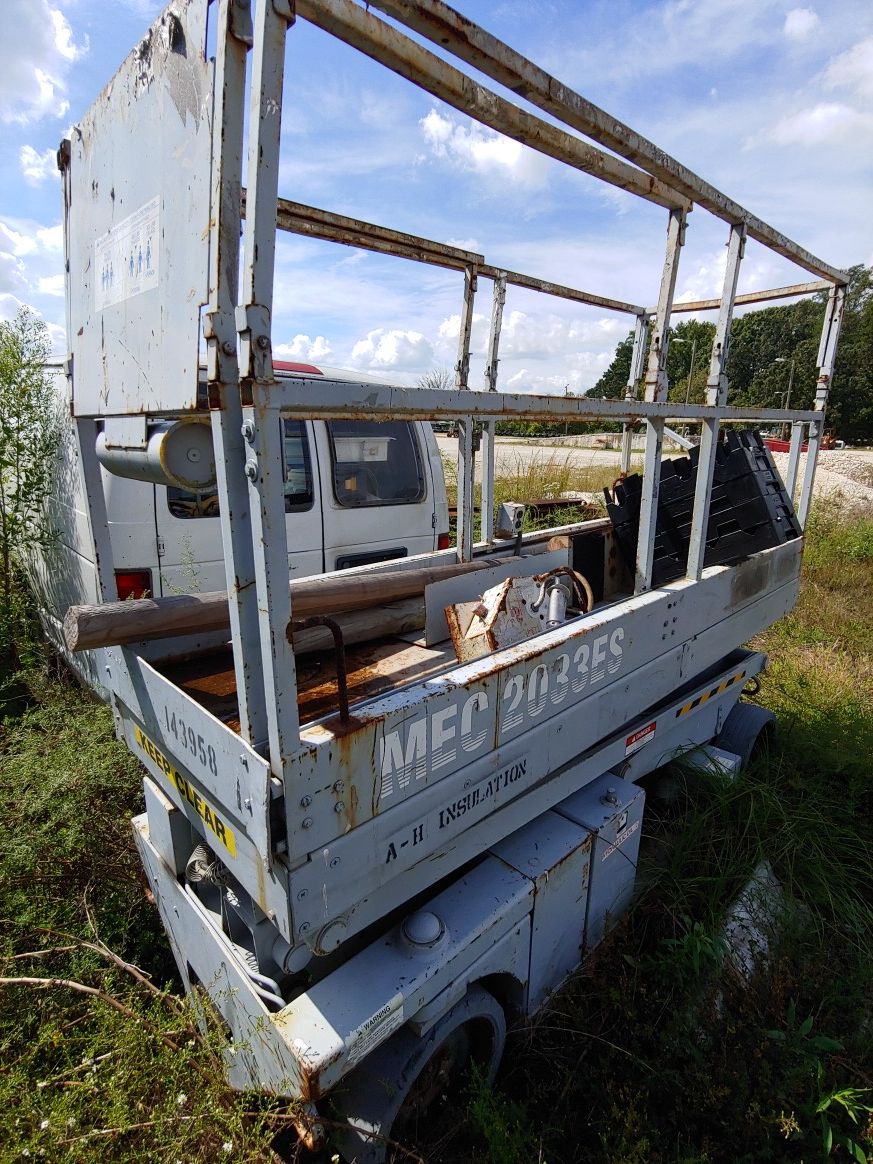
[58,0,852,1120]
[184,0,849,773]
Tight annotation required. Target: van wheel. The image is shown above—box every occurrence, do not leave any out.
[329,984,506,1164]
[714,702,776,769]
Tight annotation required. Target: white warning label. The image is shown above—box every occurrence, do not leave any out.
[625,721,656,756]
[346,993,405,1068]
[94,196,159,310]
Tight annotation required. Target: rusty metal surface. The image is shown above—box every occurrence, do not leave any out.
[290,616,351,723]
[268,194,648,317]
[670,280,832,314]
[297,0,689,212]
[259,375,822,425]
[368,0,848,285]
[161,636,455,729]
[67,0,213,417]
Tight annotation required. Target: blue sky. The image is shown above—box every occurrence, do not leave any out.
[2,0,871,393]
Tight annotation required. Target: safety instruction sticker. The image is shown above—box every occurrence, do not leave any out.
[95,196,159,310]
[346,993,405,1068]
[133,726,237,857]
[625,721,656,756]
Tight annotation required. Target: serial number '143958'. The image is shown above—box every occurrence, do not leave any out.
[163,707,218,777]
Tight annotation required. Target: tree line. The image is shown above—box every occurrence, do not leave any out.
[588,263,872,443]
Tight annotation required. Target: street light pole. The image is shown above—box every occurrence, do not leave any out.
[685,336,697,404]
[776,356,795,439]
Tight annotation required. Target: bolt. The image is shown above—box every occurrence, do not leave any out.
[333,803,343,814]
[244,461,257,480]
[298,922,310,935]
[221,340,234,355]
[301,816,313,829]
[256,335,270,350]
[297,889,308,900]
[330,857,340,869]
[332,780,344,794]
[241,420,255,442]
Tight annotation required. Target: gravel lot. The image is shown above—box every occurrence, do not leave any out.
[436,435,873,510]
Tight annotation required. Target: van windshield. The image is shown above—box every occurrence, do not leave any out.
[327,421,425,508]
[167,419,313,517]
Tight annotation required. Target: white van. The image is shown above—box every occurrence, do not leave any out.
[34,360,449,662]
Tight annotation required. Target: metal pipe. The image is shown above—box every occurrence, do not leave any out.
[670,281,831,314]
[264,194,647,315]
[296,0,689,212]
[369,0,848,284]
[239,377,823,425]
[289,616,350,724]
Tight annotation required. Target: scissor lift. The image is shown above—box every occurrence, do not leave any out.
[58,1,846,1159]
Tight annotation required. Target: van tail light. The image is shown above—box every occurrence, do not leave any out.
[437,532,451,551]
[115,569,152,600]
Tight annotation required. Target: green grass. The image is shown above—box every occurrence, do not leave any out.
[1,501,871,1163]
[445,501,873,1164]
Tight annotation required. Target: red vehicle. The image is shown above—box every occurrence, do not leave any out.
[763,436,810,453]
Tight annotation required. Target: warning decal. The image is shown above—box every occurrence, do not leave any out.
[625,721,656,756]
[133,726,236,857]
[95,196,159,310]
[346,993,405,1068]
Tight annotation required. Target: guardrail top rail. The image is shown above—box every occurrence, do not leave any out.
[63,0,847,772]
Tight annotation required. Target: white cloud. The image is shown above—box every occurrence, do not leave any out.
[37,274,65,297]
[0,221,38,259]
[822,35,873,101]
[20,145,58,185]
[500,310,624,359]
[0,1,86,124]
[0,292,27,322]
[349,327,434,371]
[766,101,873,145]
[274,334,333,361]
[36,224,63,252]
[419,108,550,189]
[783,8,819,40]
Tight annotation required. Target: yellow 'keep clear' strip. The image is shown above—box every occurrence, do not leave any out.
[134,727,237,857]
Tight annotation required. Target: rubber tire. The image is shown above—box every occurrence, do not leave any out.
[714,702,776,769]
[329,984,506,1164]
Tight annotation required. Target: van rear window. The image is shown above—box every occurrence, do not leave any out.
[167,419,313,518]
[327,421,425,508]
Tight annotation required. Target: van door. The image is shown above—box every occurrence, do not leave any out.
[314,419,438,572]
[155,418,323,595]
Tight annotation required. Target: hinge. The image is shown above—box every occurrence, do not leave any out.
[432,512,438,528]
[157,537,166,557]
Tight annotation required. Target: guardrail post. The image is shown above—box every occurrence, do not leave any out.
[635,208,686,592]
[203,0,271,751]
[455,264,478,561]
[620,313,649,475]
[797,284,845,527]
[481,272,506,542]
[785,421,805,503]
[685,221,746,580]
[237,0,300,771]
